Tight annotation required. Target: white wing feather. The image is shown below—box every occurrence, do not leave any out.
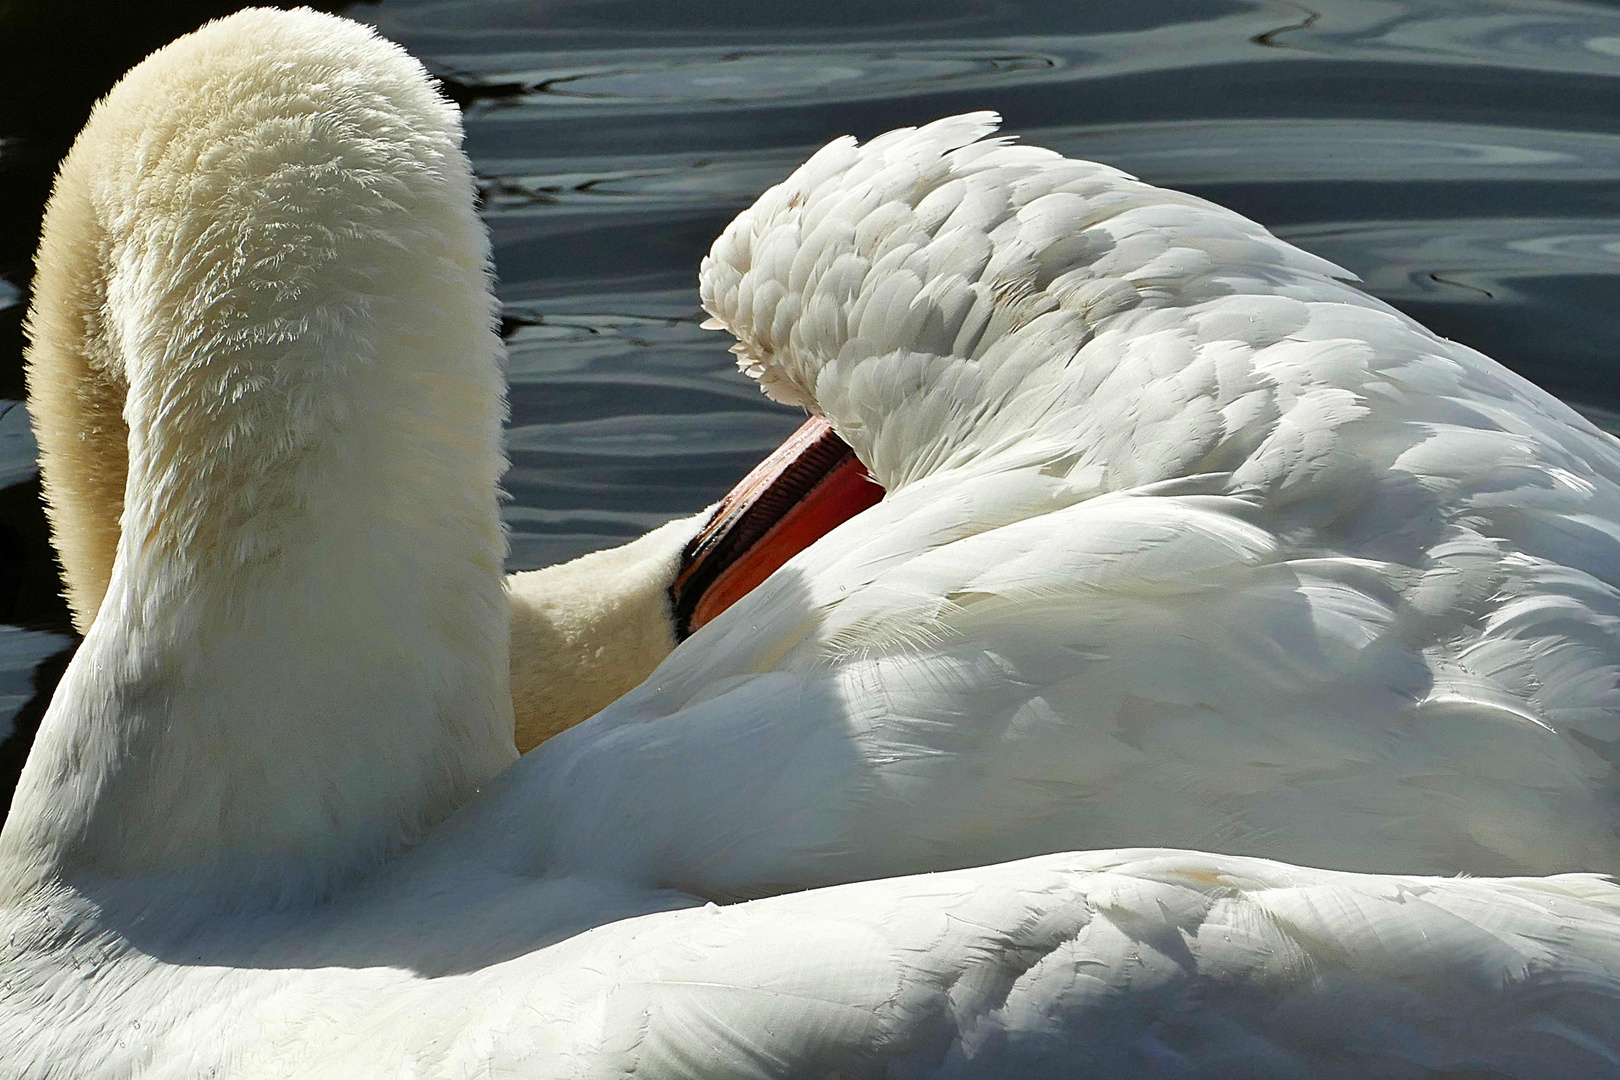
[9,852,1620,1077]
[578,112,1620,886]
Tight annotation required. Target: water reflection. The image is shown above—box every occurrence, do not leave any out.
[502,304,802,563]
[1034,119,1620,183]
[1285,0,1620,77]
[1281,216,1620,300]
[515,51,1056,106]
[0,401,37,490]
[479,150,808,210]
[0,627,68,742]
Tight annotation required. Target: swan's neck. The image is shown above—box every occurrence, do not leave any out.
[1,11,517,908]
[507,513,704,750]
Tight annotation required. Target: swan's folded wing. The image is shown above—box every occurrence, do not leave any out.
[516,471,1620,889]
[542,853,1620,1078]
[154,852,1620,1077]
[672,110,1620,884]
[496,112,1620,898]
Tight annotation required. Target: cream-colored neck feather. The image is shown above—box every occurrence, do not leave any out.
[19,4,696,783]
[507,514,701,749]
[1,10,517,907]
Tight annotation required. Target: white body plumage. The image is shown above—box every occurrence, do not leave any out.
[685,111,1620,880]
[5,9,1620,1077]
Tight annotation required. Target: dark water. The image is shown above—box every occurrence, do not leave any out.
[1,0,1618,811]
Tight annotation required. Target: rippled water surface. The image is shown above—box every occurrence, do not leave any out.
[1,0,1618,803]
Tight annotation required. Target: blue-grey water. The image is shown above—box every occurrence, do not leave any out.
[1,0,1618,811]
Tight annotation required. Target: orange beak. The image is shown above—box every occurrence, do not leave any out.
[670,417,883,639]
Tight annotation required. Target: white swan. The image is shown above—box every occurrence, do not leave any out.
[6,8,1620,1076]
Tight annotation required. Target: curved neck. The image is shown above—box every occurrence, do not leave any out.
[507,514,703,750]
[24,153,126,634]
[1,10,517,907]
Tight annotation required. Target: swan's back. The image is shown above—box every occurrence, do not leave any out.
[525,112,1620,882]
